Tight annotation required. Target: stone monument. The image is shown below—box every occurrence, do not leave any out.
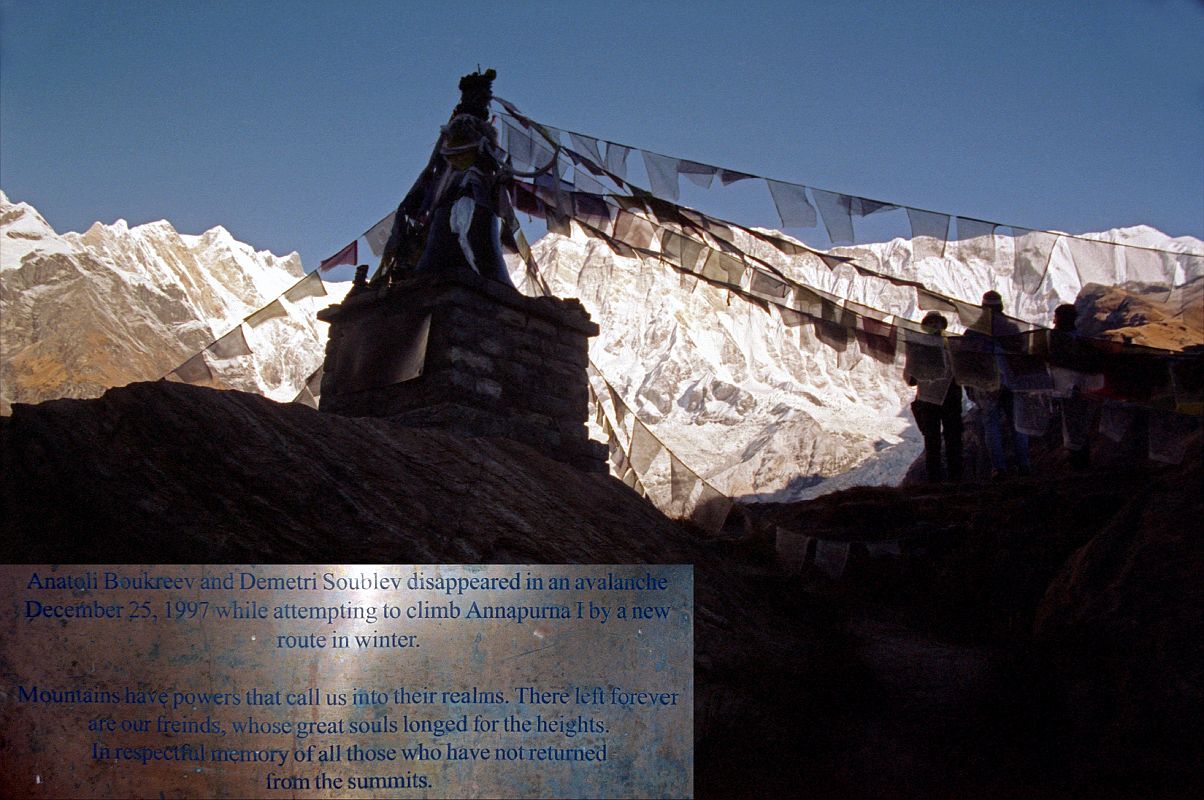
[317,71,607,473]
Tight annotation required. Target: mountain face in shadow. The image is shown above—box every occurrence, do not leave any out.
[3,379,1200,797]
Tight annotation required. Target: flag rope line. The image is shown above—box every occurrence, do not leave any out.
[492,100,1203,262]
[159,269,328,381]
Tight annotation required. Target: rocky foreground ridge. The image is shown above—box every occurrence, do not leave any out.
[2,380,1200,797]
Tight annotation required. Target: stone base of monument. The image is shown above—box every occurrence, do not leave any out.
[317,268,609,473]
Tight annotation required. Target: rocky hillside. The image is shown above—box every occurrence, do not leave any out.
[2,380,1200,797]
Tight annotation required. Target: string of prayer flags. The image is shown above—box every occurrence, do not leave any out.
[490,109,1204,416]
[588,365,731,533]
[778,527,913,577]
[494,99,1200,310]
[319,240,357,272]
[513,178,1201,418]
[588,382,646,498]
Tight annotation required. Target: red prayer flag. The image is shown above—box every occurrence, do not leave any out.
[319,240,358,272]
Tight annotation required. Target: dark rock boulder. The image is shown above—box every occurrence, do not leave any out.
[1034,464,1204,793]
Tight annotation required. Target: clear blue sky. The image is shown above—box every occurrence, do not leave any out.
[2,0,1201,270]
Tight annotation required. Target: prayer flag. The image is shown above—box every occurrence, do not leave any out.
[206,326,252,360]
[767,180,817,228]
[750,270,790,300]
[1011,228,1060,294]
[690,484,731,534]
[629,419,661,475]
[1066,237,1119,289]
[365,212,396,257]
[814,540,850,579]
[292,385,318,409]
[167,352,213,385]
[954,217,997,266]
[718,169,754,185]
[283,270,326,303]
[678,160,717,189]
[907,208,949,259]
[305,365,324,396]
[669,452,699,516]
[605,143,631,181]
[569,132,604,168]
[642,151,681,202]
[245,299,288,328]
[812,189,855,245]
[319,240,357,272]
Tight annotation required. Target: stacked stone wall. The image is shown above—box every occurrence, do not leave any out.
[318,270,607,472]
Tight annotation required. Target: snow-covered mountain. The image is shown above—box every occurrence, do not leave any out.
[4,189,1198,502]
[529,223,1203,502]
[0,191,348,414]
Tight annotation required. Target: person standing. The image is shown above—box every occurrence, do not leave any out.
[905,312,964,482]
[967,290,1031,478]
[1051,303,1094,470]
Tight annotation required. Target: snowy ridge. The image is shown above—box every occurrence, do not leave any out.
[529,222,1203,502]
[0,190,348,413]
[529,229,921,502]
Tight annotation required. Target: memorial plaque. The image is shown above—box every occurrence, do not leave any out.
[0,564,693,799]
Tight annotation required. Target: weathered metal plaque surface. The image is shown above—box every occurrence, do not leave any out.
[0,565,692,799]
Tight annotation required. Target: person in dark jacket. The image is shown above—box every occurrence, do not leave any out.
[967,290,1031,478]
[906,312,964,482]
[1051,303,1094,470]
